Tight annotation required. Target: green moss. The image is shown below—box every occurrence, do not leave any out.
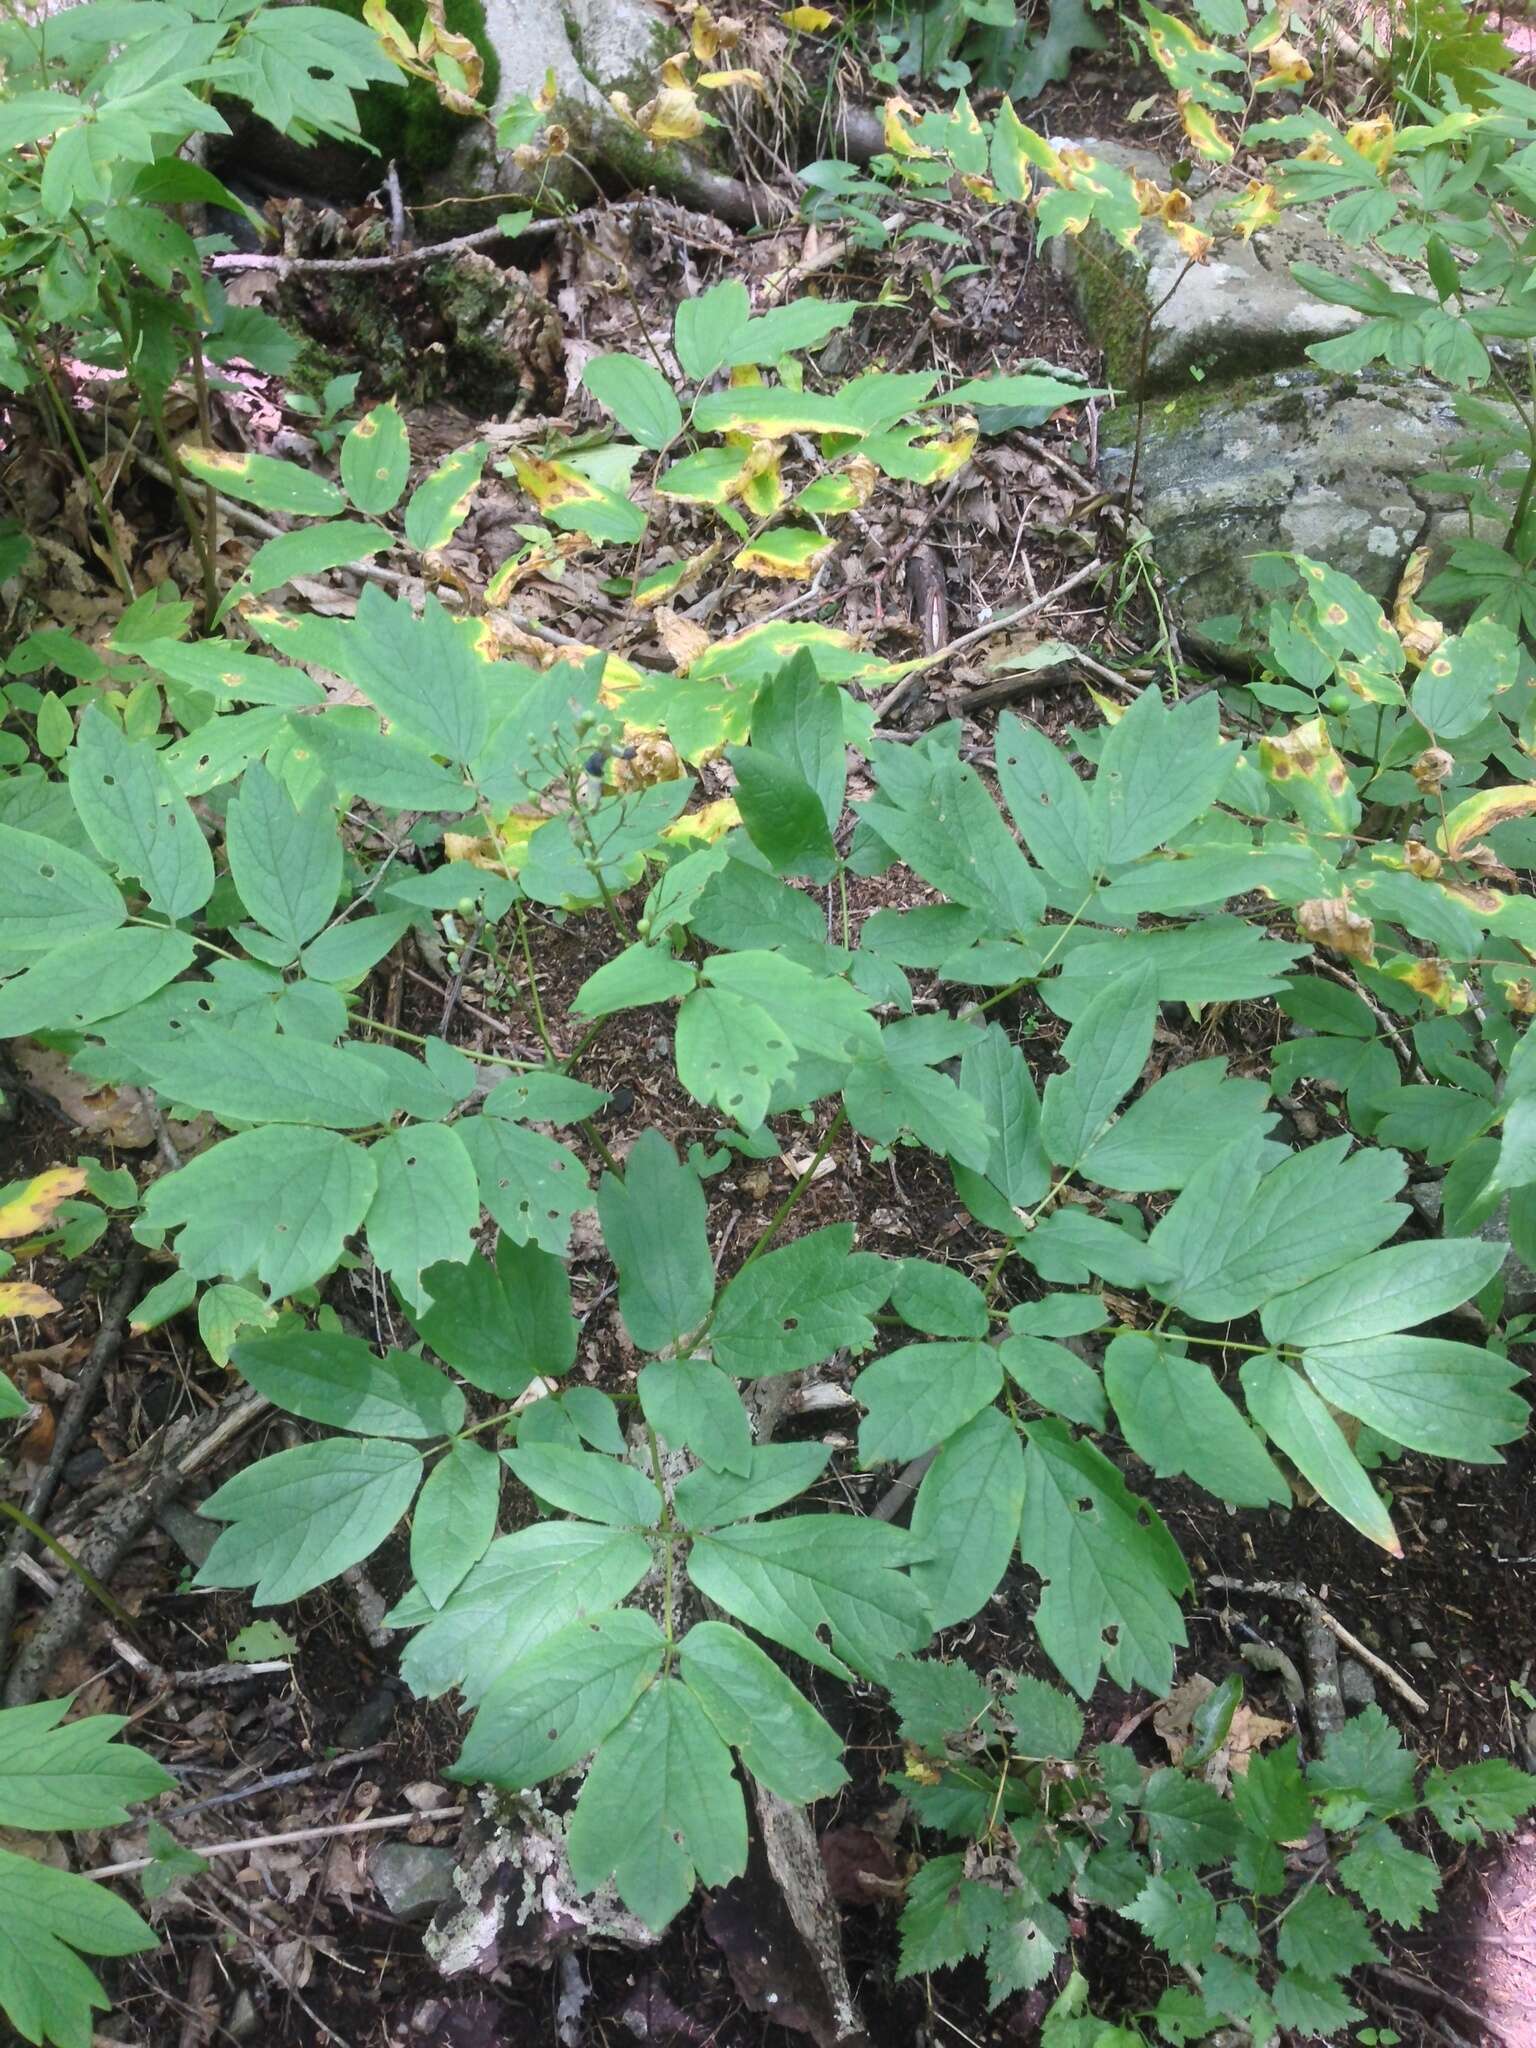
[316,0,500,180]
[1070,234,1148,393]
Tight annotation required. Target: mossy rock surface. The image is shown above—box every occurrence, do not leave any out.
[315,0,499,180]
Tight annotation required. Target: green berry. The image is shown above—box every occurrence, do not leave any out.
[636,916,652,937]
[1323,687,1352,715]
[456,896,477,916]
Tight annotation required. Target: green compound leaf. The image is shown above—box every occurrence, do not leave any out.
[1078,1057,1276,1193]
[1241,1355,1401,1555]
[410,1439,501,1608]
[459,1114,587,1257]
[891,1258,989,1338]
[1300,1334,1526,1462]
[596,1130,713,1352]
[320,585,491,765]
[230,1328,464,1438]
[1336,1823,1440,1928]
[412,1238,575,1397]
[0,1844,159,2048]
[1275,1887,1381,1978]
[568,1677,746,1931]
[995,711,1104,894]
[197,1436,423,1604]
[1260,1237,1506,1348]
[639,1357,752,1475]
[1019,1419,1189,1698]
[675,985,796,1130]
[1123,1870,1220,1969]
[1421,1758,1536,1843]
[0,926,194,1038]
[1104,1334,1290,1509]
[909,1406,1026,1628]
[0,820,126,958]
[137,1125,378,1297]
[364,1124,480,1309]
[729,742,837,879]
[573,944,696,1019]
[125,1024,396,1130]
[708,1220,888,1384]
[226,758,340,952]
[340,400,410,514]
[503,1444,660,1528]
[862,751,1045,931]
[68,706,213,919]
[451,1609,665,1788]
[1039,962,1158,1169]
[673,1443,832,1528]
[1307,1705,1418,1811]
[854,1340,1002,1467]
[1139,1769,1243,1869]
[241,519,393,602]
[678,1620,848,1802]
[688,1514,931,1680]
[397,1523,654,1702]
[1092,686,1234,865]
[0,1701,174,1831]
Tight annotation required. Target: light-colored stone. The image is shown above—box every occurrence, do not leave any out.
[1051,136,1412,395]
[1097,369,1512,659]
[371,1842,458,1922]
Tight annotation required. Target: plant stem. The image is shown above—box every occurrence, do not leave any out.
[24,344,135,600]
[515,901,557,1058]
[645,1420,677,1664]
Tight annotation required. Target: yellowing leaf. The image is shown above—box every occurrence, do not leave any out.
[510,452,603,514]
[638,84,708,140]
[1179,96,1234,163]
[697,67,765,90]
[665,797,740,843]
[1440,785,1536,856]
[1347,115,1396,167]
[883,95,934,159]
[1256,35,1312,85]
[1228,179,1281,238]
[1380,954,1467,1011]
[0,1281,61,1317]
[1391,547,1444,666]
[733,527,836,580]
[0,1167,88,1240]
[782,2,833,21]
[654,607,713,673]
[1258,717,1359,832]
[362,0,416,62]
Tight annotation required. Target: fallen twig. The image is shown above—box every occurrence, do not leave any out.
[85,1804,463,1881]
[872,557,1107,722]
[1209,1575,1429,1715]
[165,1744,390,1821]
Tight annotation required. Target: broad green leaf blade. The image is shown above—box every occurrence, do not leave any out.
[675,986,795,1129]
[678,1620,848,1801]
[891,1259,989,1338]
[1259,1238,1507,1347]
[319,584,491,765]
[1039,962,1157,1169]
[909,1406,1026,1627]
[503,1444,660,1527]
[230,1329,464,1438]
[673,1443,832,1528]
[750,650,847,830]
[954,1022,1052,1212]
[340,400,410,514]
[674,277,749,381]
[854,1341,1002,1466]
[1104,1334,1290,1509]
[1092,688,1234,865]
[412,1238,575,1396]
[1300,1336,1525,1461]
[0,926,194,1038]
[410,1439,501,1607]
[999,1333,1107,1428]
[0,1702,174,1830]
[703,950,879,1068]
[365,1124,480,1308]
[582,353,683,450]
[138,1125,377,1296]
[1240,1354,1401,1553]
[567,1678,747,1930]
[596,1130,713,1351]
[1148,1136,1407,1321]
[198,1436,423,1603]
[226,758,340,950]
[845,1045,994,1174]
[397,1523,653,1702]
[242,519,393,601]
[179,444,344,518]
[0,1845,158,2048]
[639,1358,752,1475]
[1140,1769,1242,1868]
[68,706,213,919]
[712,1223,891,1376]
[1019,1419,1189,1697]
[729,743,837,878]
[124,1024,395,1130]
[688,1515,931,1679]
[862,752,1044,931]
[995,713,1103,893]
[1079,1056,1275,1193]
[573,944,696,1019]
[0,820,126,958]
[941,371,1103,408]
[403,440,488,552]
[451,1609,665,1787]
[459,1113,587,1257]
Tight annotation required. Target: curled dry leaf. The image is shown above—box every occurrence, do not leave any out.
[1297,894,1375,964]
[1414,746,1454,795]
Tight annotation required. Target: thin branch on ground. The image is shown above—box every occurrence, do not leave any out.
[1208,1575,1430,1715]
[85,1805,464,1881]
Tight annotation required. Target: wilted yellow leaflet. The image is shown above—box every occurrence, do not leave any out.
[446,811,544,876]
[690,3,744,57]
[1380,954,1467,1012]
[1296,894,1374,963]
[1258,717,1359,832]
[883,96,934,159]
[510,453,606,515]
[0,1167,87,1241]
[1133,181,1213,261]
[1346,115,1395,168]
[631,548,718,609]
[0,1282,61,1317]
[781,4,833,25]
[1391,548,1444,667]
[1178,97,1234,164]
[418,0,483,111]
[697,68,765,90]
[665,797,741,843]
[637,84,708,139]
[362,0,416,62]
[734,527,836,580]
[1255,34,1311,85]
[1228,180,1281,238]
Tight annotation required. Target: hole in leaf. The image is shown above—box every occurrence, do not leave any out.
[38,863,55,880]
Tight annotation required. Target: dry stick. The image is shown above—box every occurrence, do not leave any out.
[871,556,1107,722]
[1208,1575,1430,1715]
[166,1745,390,1822]
[85,1805,463,1881]
[0,1247,144,1689]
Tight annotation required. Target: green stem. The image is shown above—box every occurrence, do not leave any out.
[0,1502,136,1627]
[645,1421,677,1665]
[24,344,135,601]
[515,901,557,1059]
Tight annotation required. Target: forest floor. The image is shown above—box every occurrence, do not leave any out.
[3,34,1536,2048]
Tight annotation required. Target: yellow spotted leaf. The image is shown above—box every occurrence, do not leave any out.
[0,1167,88,1241]
[0,1282,62,1317]
[1379,954,1467,1012]
[1228,179,1281,238]
[1438,786,1536,858]
[883,96,934,159]
[665,797,741,844]
[1179,97,1234,163]
[733,527,836,580]
[1258,717,1360,833]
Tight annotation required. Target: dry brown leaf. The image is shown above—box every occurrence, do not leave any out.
[1297,894,1375,964]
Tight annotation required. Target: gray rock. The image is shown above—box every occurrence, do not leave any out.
[372,1843,459,1923]
[1098,369,1511,659]
[1476,1194,1536,1316]
[1050,136,1412,394]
